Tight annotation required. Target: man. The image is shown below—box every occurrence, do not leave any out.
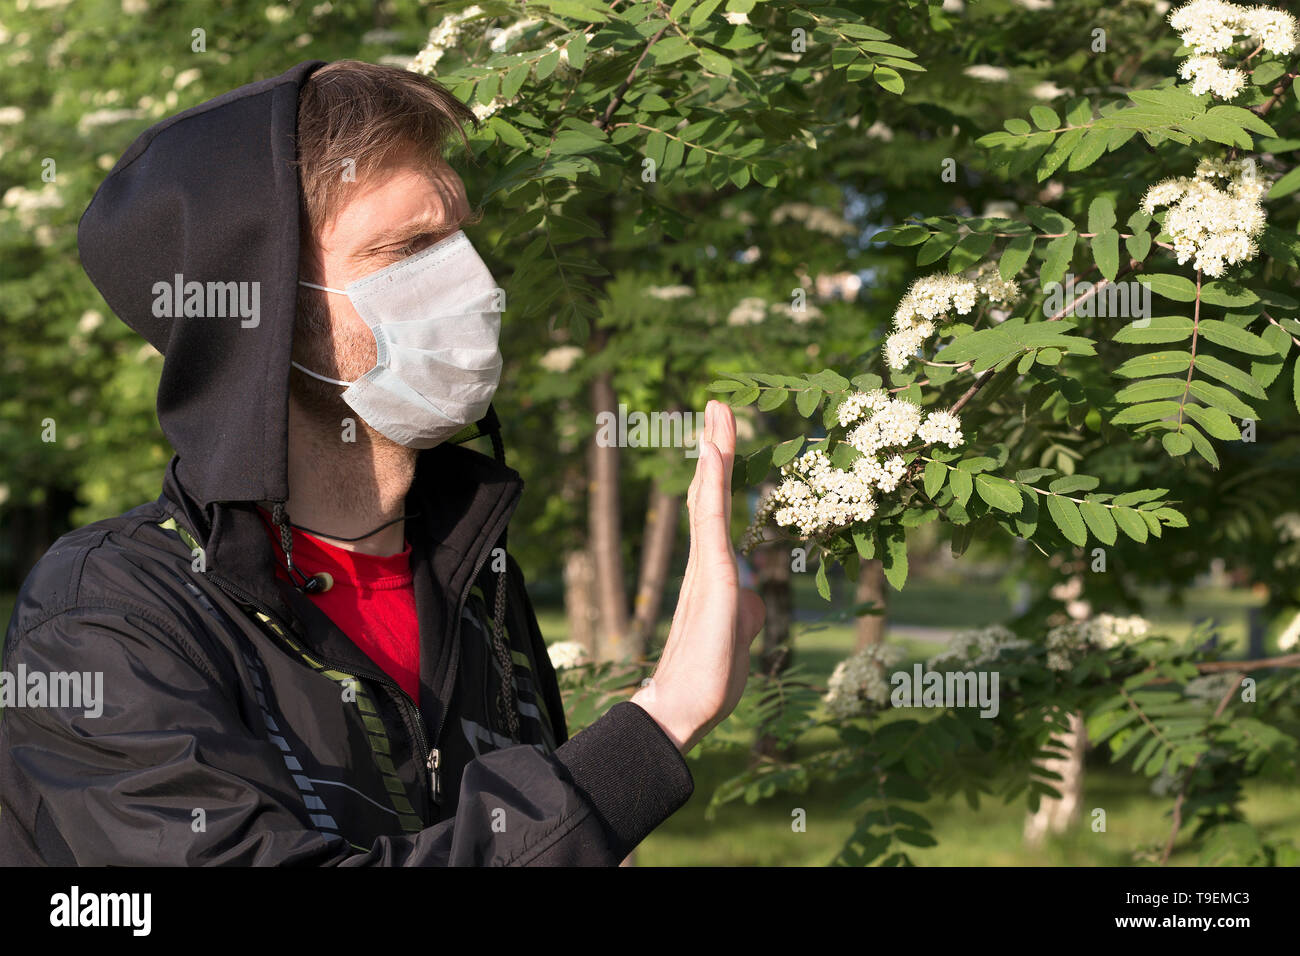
[0,60,765,865]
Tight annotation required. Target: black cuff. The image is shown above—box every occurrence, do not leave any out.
[554,701,695,859]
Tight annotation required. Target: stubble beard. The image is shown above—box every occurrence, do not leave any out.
[289,287,417,517]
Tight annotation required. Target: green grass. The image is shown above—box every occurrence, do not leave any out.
[636,745,1300,866]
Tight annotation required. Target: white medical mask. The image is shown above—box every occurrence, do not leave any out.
[293,229,503,448]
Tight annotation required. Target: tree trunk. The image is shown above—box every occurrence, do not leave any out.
[1024,709,1088,846]
[589,365,629,662]
[562,548,598,659]
[631,479,680,655]
[854,559,887,650]
[752,481,793,763]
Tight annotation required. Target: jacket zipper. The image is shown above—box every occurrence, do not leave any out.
[207,571,439,817]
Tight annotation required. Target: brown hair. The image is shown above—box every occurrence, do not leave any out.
[295,59,480,237]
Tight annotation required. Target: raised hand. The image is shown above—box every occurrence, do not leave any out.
[631,400,767,753]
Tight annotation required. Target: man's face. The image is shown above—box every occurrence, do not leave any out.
[291,150,472,414]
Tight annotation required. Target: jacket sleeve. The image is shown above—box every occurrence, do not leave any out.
[0,606,693,866]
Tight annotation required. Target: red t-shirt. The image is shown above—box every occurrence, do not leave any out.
[258,509,420,701]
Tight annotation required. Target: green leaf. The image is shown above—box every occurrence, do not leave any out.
[1041,232,1078,286]
[882,527,908,590]
[1113,315,1193,344]
[1113,507,1148,542]
[1295,355,1300,415]
[698,48,733,76]
[1091,229,1119,280]
[1140,274,1198,302]
[1252,323,1292,386]
[1115,377,1187,402]
[1182,421,1220,467]
[999,234,1034,280]
[1030,105,1060,130]
[1162,431,1193,456]
[1197,320,1272,356]
[923,459,947,498]
[1196,353,1268,398]
[1183,403,1241,440]
[948,232,995,272]
[489,116,528,149]
[1111,401,1180,425]
[1046,495,1088,546]
[976,474,1023,512]
[567,33,588,69]
[1023,205,1074,234]
[1068,128,1110,171]
[1199,281,1259,308]
[916,231,960,266]
[757,387,789,411]
[1187,379,1256,418]
[1080,500,1118,544]
[546,0,611,22]
[873,66,905,94]
[950,467,973,506]
[1048,475,1099,493]
[795,386,823,417]
[1113,351,1192,378]
[1087,196,1116,233]
[1268,166,1300,200]
[772,436,805,468]
[815,557,830,600]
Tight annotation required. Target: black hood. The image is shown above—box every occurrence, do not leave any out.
[76,61,516,625]
[78,61,325,509]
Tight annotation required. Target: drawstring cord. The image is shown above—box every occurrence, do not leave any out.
[488,424,520,743]
[490,559,519,742]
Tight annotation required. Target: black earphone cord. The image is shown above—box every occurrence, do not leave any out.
[290,511,420,543]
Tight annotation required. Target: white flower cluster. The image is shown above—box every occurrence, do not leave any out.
[546,640,589,671]
[917,409,964,448]
[1045,614,1150,670]
[1179,54,1247,98]
[1140,157,1267,277]
[410,5,484,75]
[488,18,541,53]
[1167,2,1297,100]
[927,624,1031,669]
[538,345,583,373]
[885,274,977,370]
[744,394,964,548]
[972,260,1022,306]
[885,269,1020,372]
[824,642,907,719]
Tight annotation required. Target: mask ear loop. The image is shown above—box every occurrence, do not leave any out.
[293,280,355,388]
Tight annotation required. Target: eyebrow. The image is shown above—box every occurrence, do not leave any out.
[363,214,466,251]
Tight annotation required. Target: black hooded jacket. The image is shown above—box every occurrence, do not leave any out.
[0,61,693,865]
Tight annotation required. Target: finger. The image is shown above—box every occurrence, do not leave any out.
[708,400,736,494]
[692,438,737,576]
